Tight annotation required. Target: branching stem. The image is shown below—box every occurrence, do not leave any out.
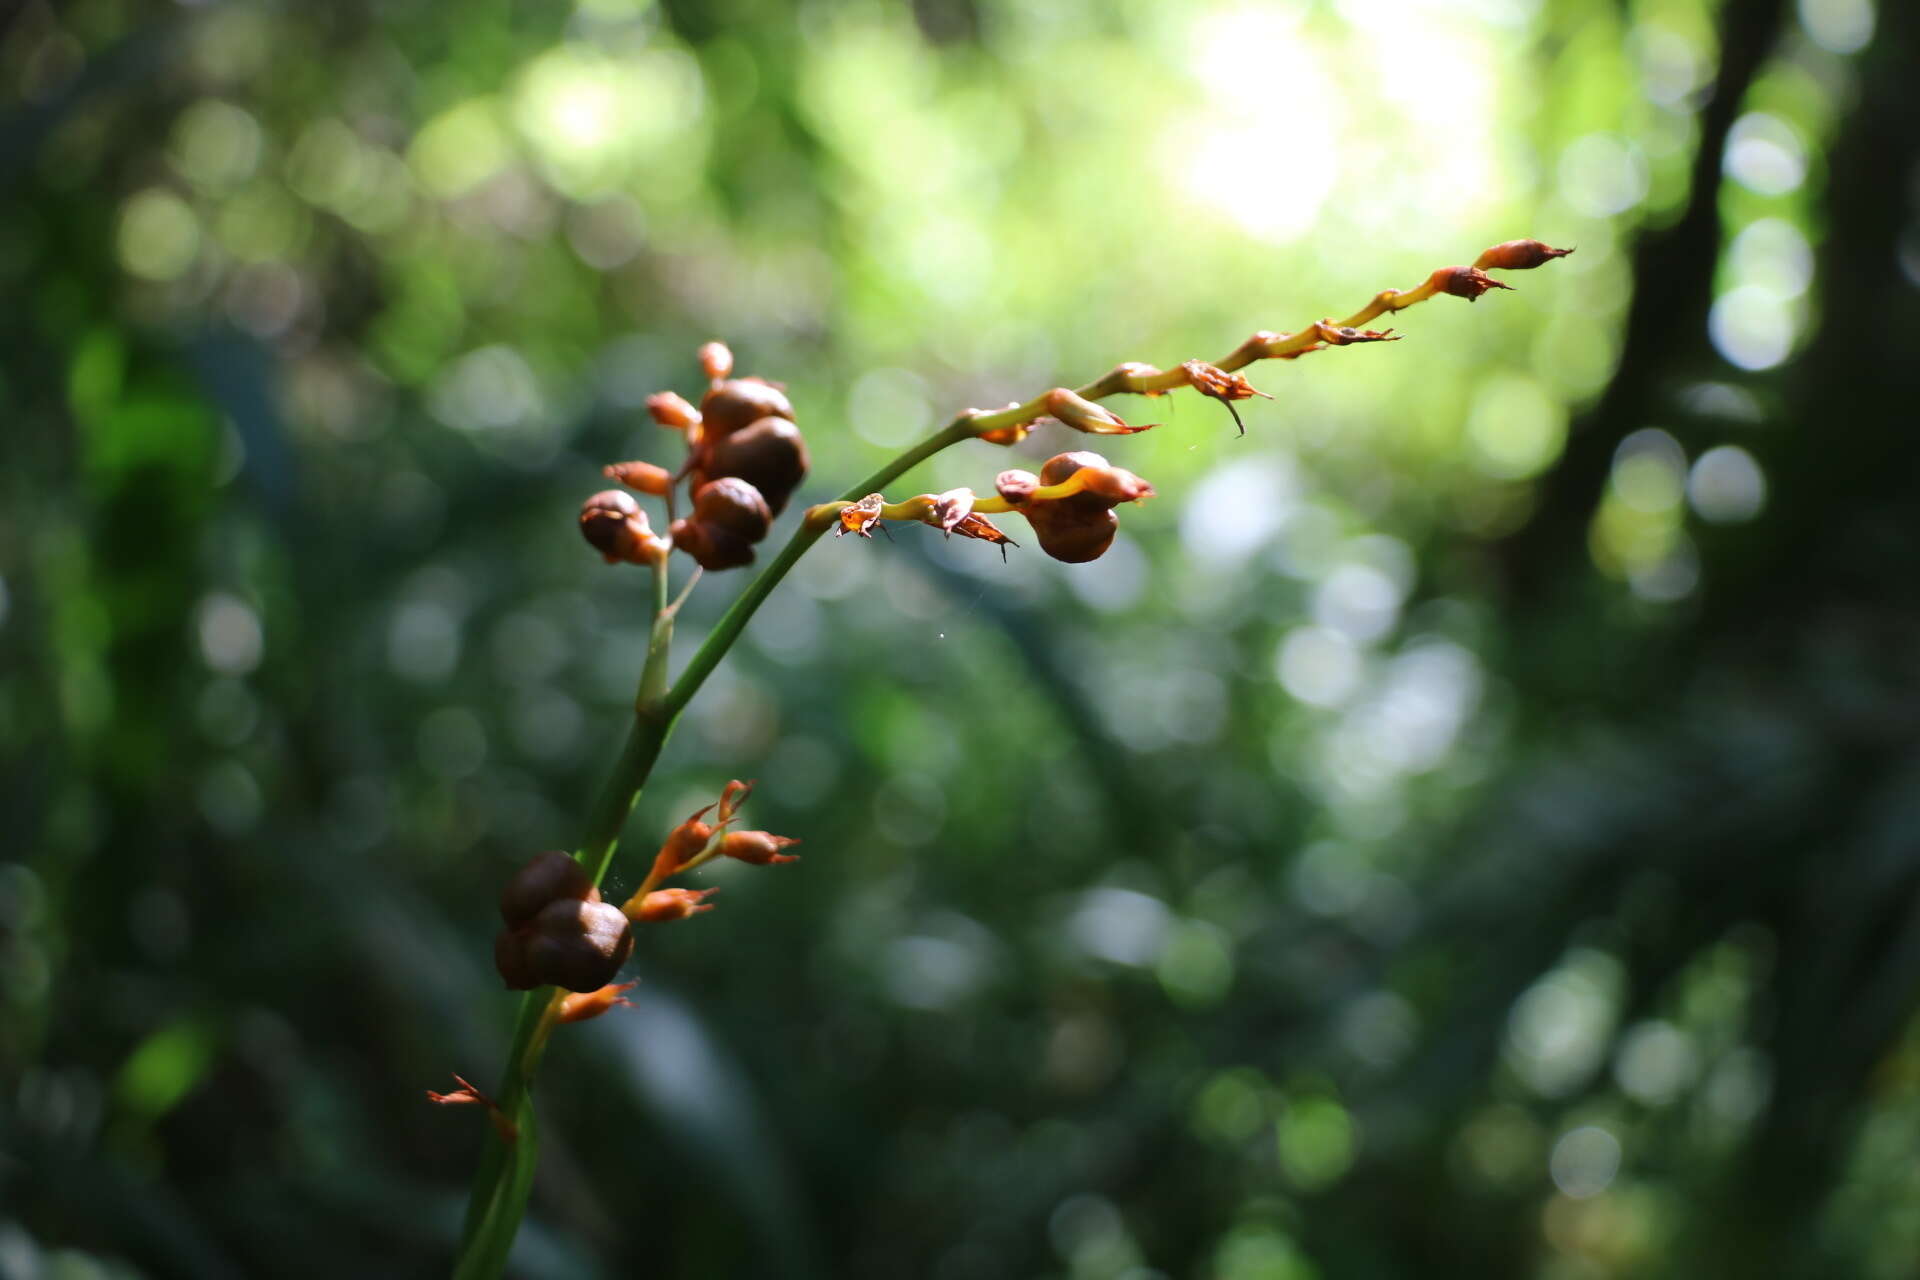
[450,243,1559,1278]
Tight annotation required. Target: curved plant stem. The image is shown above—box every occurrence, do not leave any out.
[664,419,975,718]
[449,243,1564,1275]
[449,419,975,1279]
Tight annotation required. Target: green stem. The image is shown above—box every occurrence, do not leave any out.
[636,558,672,711]
[663,419,975,718]
[449,417,976,1279]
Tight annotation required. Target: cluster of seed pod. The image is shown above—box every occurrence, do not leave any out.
[494,851,635,993]
[491,781,798,997]
[582,342,811,573]
[630,778,799,912]
[992,450,1155,563]
[835,449,1156,565]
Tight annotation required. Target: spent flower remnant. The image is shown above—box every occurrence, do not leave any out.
[442,242,1571,1279]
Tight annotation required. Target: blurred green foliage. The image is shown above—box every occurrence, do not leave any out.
[3,0,1918,1276]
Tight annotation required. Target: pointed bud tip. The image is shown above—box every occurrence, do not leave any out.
[1476,239,1575,271]
[697,341,734,381]
[646,391,700,430]
[558,980,640,1023]
[604,460,673,497]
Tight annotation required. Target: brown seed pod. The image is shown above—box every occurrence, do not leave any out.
[494,850,634,991]
[669,520,757,570]
[701,416,810,515]
[1016,451,1153,564]
[499,850,591,928]
[579,489,667,566]
[1026,503,1120,563]
[1040,451,1109,486]
[689,476,772,540]
[494,929,539,990]
[670,477,773,570]
[698,378,794,442]
[496,898,635,992]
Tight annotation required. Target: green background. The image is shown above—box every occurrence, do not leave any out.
[4,0,1918,1275]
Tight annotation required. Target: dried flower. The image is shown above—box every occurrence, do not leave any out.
[1180,360,1272,435]
[1427,265,1513,301]
[719,830,801,865]
[716,779,754,824]
[930,488,976,535]
[1307,322,1398,347]
[924,487,1017,553]
[632,887,719,923]
[427,1074,495,1108]
[558,981,639,1023]
[427,1074,517,1142]
[836,493,887,539]
[1041,387,1155,436]
[1475,239,1574,271]
[832,490,1016,556]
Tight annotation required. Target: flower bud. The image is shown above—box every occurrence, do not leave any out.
[1428,265,1513,301]
[646,392,701,430]
[698,341,734,381]
[651,804,717,882]
[701,417,810,515]
[495,897,634,992]
[1475,239,1573,271]
[633,887,719,923]
[604,460,673,497]
[671,477,773,570]
[427,1074,517,1141]
[719,830,800,865]
[580,489,669,566]
[558,980,638,1023]
[717,779,754,825]
[427,1074,494,1108]
[699,378,794,442]
[1041,387,1153,435]
[930,488,975,535]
